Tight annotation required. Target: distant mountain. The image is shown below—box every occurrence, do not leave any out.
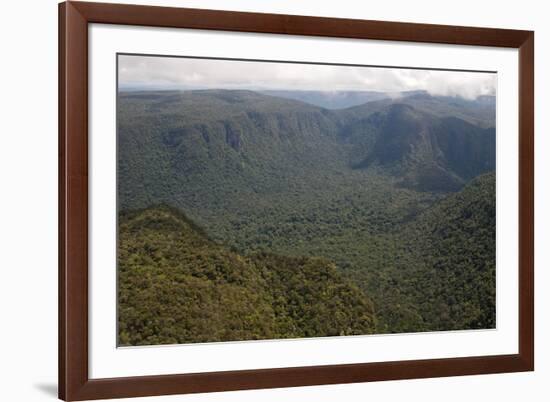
[118,89,495,213]
[347,103,495,191]
[260,90,390,109]
[259,90,495,126]
[117,90,345,215]
[118,206,376,345]
[342,92,495,128]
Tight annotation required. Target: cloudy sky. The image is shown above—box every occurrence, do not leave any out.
[118,54,496,99]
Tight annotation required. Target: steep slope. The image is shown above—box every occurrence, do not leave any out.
[405,171,496,330]
[358,172,496,332]
[118,206,376,346]
[341,92,496,128]
[118,90,346,214]
[346,103,495,191]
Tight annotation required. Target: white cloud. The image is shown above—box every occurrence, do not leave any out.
[119,55,496,99]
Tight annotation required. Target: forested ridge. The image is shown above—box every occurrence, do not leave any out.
[118,206,376,346]
[117,89,496,345]
[352,172,496,332]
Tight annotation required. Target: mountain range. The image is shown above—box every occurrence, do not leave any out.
[118,89,495,209]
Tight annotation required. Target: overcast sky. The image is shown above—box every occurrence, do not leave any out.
[118,55,496,99]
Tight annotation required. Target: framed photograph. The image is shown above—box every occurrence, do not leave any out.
[59,1,534,400]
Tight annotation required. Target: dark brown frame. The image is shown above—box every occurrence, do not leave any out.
[59,1,534,400]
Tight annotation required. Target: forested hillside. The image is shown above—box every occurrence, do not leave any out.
[354,172,496,332]
[118,206,376,346]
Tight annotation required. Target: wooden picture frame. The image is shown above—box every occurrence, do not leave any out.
[59,1,534,400]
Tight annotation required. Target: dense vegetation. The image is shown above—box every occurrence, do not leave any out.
[353,172,496,332]
[118,206,375,346]
[117,89,496,345]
